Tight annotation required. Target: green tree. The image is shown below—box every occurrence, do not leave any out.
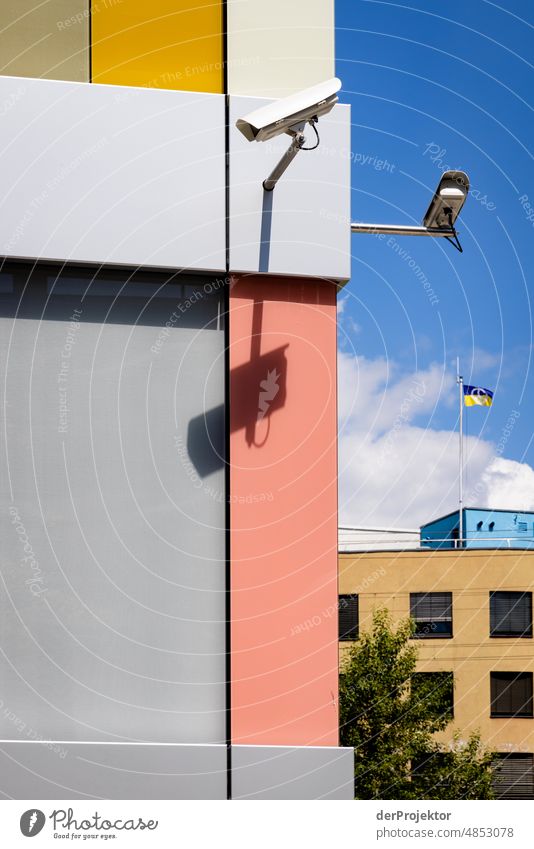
[339,608,496,799]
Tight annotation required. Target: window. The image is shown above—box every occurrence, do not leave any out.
[491,672,533,718]
[493,754,534,799]
[518,522,528,532]
[489,521,495,531]
[410,592,453,638]
[490,592,532,638]
[412,672,454,720]
[476,521,483,531]
[339,594,358,641]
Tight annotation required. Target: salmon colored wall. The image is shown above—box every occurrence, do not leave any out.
[229,274,339,746]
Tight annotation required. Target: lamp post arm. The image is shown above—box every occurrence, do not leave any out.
[350,223,456,237]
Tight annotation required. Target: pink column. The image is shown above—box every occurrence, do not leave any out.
[229,274,339,746]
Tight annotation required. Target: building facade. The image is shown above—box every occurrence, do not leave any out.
[339,546,534,798]
[0,1,353,799]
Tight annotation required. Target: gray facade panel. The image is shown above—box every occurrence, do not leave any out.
[0,265,226,745]
[232,745,354,799]
[0,743,227,799]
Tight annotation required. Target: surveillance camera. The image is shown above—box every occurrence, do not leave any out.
[235,78,342,143]
[423,170,470,229]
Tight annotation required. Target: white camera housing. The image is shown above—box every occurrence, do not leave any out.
[423,170,470,229]
[236,78,342,143]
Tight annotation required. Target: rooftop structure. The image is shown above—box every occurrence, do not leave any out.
[339,524,420,552]
[421,509,534,550]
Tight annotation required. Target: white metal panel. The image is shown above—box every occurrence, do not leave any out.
[338,526,421,552]
[0,76,226,271]
[229,96,351,282]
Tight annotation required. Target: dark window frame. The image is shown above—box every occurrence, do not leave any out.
[493,753,534,800]
[490,591,532,639]
[338,594,359,641]
[490,672,533,718]
[410,592,453,639]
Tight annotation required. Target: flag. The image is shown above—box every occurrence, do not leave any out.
[463,384,494,407]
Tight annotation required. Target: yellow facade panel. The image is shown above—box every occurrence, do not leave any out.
[0,1,89,82]
[91,0,224,92]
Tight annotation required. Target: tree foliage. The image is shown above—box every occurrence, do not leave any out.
[339,608,496,799]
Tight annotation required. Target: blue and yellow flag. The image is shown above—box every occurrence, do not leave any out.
[463,384,494,407]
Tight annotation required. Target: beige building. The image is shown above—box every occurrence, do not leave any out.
[339,547,534,798]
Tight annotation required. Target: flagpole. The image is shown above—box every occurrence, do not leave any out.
[457,357,463,547]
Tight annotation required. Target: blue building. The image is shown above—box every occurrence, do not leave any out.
[420,509,534,549]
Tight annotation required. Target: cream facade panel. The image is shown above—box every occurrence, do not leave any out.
[0,76,226,271]
[227,0,335,98]
[229,96,351,281]
[0,1,89,82]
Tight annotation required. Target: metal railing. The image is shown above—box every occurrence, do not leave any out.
[339,535,534,550]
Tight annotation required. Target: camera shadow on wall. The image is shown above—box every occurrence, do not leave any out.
[187,343,289,477]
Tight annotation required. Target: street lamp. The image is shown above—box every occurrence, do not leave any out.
[351,171,470,252]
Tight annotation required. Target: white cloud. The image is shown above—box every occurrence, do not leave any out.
[337,296,360,337]
[481,458,534,511]
[338,353,534,528]
[337,296,348,316]
[464,348,502,373]
[338,353,454,439]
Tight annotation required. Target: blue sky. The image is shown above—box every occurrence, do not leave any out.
[334,0,534,526]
